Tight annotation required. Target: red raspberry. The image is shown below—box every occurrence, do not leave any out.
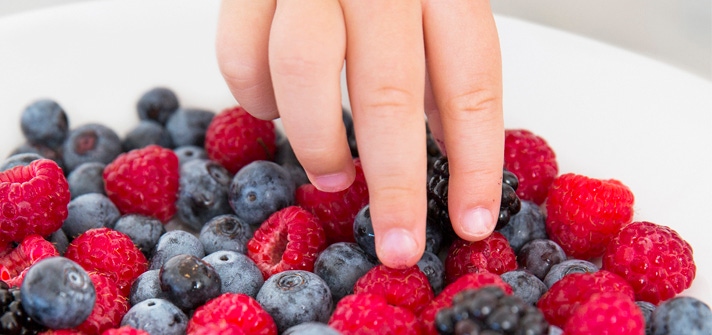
[65,228,148,296]
[103,145,179,222]
[563,292,645,335]
[444,232,517,284]
[204,106,276,174]
[418,272,512,335]
[328,293,421,335]
[296,158,369,244]
[0,234,58,287]
[602,221,696,304]
[187,293,277,335]
[504,129,558,205]
[537,270,635,328]
[247,206,326,279]
[189,324,245,335]
[353,264,434,315]
[545,173,635,259]
[0,159,70,244]
[76,272,130,335]
[40,330,86,335]
[101,326,150,335]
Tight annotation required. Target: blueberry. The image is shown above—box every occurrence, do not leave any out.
[129,269,167,306]
[425,218,444,255]
[283,322,341,335]
[353,205,377,260]
[173,145,207,165]
[548,325,564,335]
[114,214,166,257]
[228,160,295,227]
[0,153,43,171]
[274,132,301,167]
[282,163,309,188]
[256,270,333,332]
[150,230,205,270]
[417,251,445,294]
[651,296,712,335]
[159,254,221,311]
[10,142,65,171]
[199,214,252,255]
[61,193,121,239]
[500,270,548,305]
[175,159,233,230]
[62,123,122,172]
[136,87,180,125]
[20,257,95,329]
[517,239,567,280]
[313,242,376,303]
[66,162,106,199]
[122,120,173,152]
[121,298,188,335]
[498,200,547,253]
[543,259,598,288]
[47,229,69,255]
[637,300,656,335]
[202,250,264,297]
[165,107,214,147]
[20,99,69,149]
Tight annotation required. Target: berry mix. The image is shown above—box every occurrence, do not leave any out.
[0,87,709,335]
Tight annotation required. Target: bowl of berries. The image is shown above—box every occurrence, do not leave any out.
[0,0,710,334]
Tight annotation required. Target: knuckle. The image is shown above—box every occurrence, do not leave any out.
[218,59,265,91]
[444,87,500,120]
[269,55,322,82]
[362,86,417,117]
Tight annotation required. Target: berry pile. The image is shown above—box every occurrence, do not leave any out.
[1,87,707,335]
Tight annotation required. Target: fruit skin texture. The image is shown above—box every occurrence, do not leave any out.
[0,159,70,244]
[247,206,327,279]
[204,106,276,174]
[503,129,558,205]
[444,232,517,284]
[65,228,148,297]
[602,221,696,305]
[545,173,635,259]
[537,270,635,329]
[0,234,59,287]
[159,254,222,311]
[101,326,150,335]
[103,145,180,223]
[120,298,188,335]
[76,272,130,335]
[328,293,421,335]
[650,296,712,335]
[353,264,434,315]
[187,293,277,335]
[563,292,645,335]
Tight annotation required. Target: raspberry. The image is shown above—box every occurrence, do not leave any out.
[101,326,150,335]
[187,293,277,335]
[545,173,635,259]
[504,129,558,205]
[189,323,246,335]
[537,270,635,328]
[296,158,369,244]
[0,234,58,287]
[602,221,696,304]
[204,106,276,174]
[247,206,327,279]
[563,292,645,335]
[65,228,148,296]
[76,272,130,335]
[40,330,85,335]
[418,272,512,335]
[0,159,70,244]
[353,264,434,315]
[103,145,179,223]
[328,293,421,335]
[444,233,517,284]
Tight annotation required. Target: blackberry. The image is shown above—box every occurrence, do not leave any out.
[426,122,443,180]
[435,286,549,335]
[0,281,46,335]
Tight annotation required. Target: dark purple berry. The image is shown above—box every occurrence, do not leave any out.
[20,99,69,149]
[159,254,221,311]
[136,87,179,125]
[517,239,567,280]
[176,159,233,230]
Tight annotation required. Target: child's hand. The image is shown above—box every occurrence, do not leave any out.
[216,0,503,268]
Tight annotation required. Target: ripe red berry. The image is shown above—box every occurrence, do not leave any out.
[545,173,635,259]
[204,106,276,174]
[563,292,645,335]
[187,293,277,335]
[504,129,558,205]
[444,232,517,284]
[103,145,179,223]
[296,158,369,244]
[328,293,421,335]
[0,159,70,244]
[101,326,150,335]
[353,264,434,315]
[247,206,327,279]
[65,228,148,296]
[76,272,130,335]
[602,221,696,305]
[0,234,58,287]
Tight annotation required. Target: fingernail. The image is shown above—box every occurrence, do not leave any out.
[313,172,350,192]
[461,207,495,237]
[378,228,418,268]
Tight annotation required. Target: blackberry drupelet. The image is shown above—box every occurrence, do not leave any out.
[0,281,46,335]
[435,286,549,335]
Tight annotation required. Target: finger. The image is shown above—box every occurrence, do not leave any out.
[424,69,446,155]
[423,0,504,240]
[341,0,426,268]
[269,0,354,192]
[215,0,279,120]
